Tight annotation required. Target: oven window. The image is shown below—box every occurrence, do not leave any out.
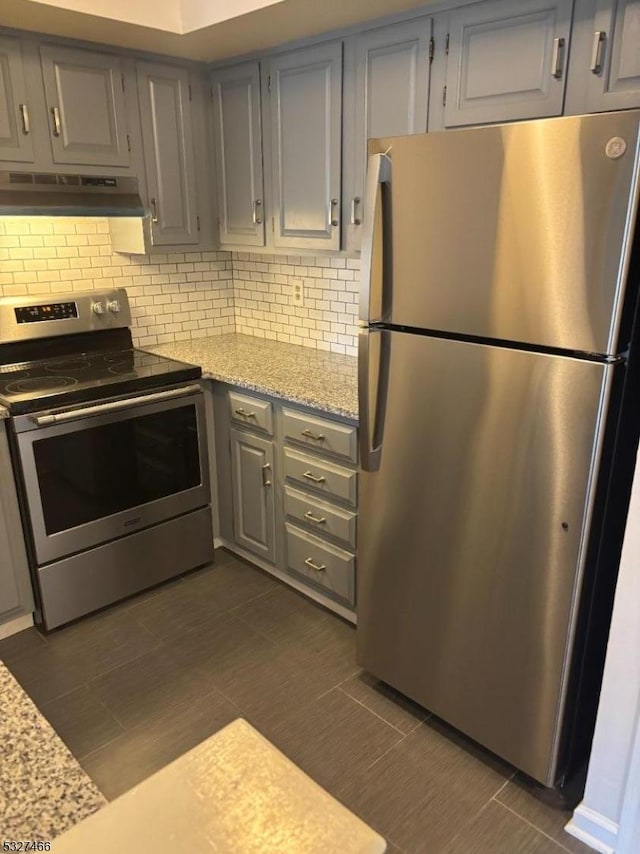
[32,404,202,535]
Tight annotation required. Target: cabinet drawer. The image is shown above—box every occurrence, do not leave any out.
[282,408,357,463]
[284,448,357,507]
[228,391,273,436]
[286,523,355,605]
[284,486,357,549]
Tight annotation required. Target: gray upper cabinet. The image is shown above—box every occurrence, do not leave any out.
[443,0,574,127]
[266,41,342,251]
[0,36,34,163]
[230,427,276,563]
[137,62,199,246]
[40,44,130,167]
[585,0,640,111]
[343,19,432,251]
[211,61,265,247]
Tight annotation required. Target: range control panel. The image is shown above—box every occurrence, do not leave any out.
[15,302,79,324]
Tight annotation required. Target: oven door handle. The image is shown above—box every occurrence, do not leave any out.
[32,384,202,426]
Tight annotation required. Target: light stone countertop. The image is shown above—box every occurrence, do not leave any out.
[53,718,386,854]
[0,405,8,419]
[148,334,359,420]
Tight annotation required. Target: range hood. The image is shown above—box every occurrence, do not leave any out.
[0,171,147,217]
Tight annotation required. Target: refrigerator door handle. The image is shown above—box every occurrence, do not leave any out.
[359,328,389,472]
[360,153,391,325]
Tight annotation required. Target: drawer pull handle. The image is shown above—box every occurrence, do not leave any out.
[235,407,256,418]
[305,557,326,572]
[302,429,325,441]
[303,471,326,484]
[304,511,326,524]
[551,36,565,79]
[19,103,30,135]
[262,463,272,487]
[590,30,606,74]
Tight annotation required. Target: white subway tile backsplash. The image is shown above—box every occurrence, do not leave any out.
[0,217,359,356]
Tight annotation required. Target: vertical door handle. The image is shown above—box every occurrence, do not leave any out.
[261,463,272,487]
[350,196,361,226]
[590,31,606,74]
[150,197,159,224]
[50,106,61,136]
[328,198,339,228]
[19,104,30,135]
[359,328,389,473]
[252,199,263,224]
[360,152,392,325]
[551,37,565,79]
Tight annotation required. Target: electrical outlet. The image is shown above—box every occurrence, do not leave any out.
[293,281,304,306]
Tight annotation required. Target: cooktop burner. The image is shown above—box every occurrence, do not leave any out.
[0,348,201,415]
[5,375,78,394]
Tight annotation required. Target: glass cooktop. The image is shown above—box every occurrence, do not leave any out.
[0,348,201,415]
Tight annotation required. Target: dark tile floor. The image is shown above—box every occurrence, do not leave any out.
[0,549,592,854]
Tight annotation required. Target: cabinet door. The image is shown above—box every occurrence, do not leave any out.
[0,426,33,626]
[586,0,640,111]
[137,62,199,246]
[344,20,431,251]
[267,42,342,251]
[212,62,265,247]
[230,428,276,563]
[443,0,573,127]
[0,37,34,163]
[40,44,130,167]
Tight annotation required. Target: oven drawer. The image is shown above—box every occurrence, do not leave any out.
[284,486,356,549]
[282,407,357,462]
[284,448,357,507]
[229,391,273,436]
[285,523,355,606]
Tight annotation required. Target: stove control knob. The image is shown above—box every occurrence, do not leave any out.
[92,301,105,316]
[107,300,121,314]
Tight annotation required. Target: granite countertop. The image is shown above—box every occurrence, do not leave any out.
[0,661,107,840]
[149,334,358,420]
[0,405,8,420]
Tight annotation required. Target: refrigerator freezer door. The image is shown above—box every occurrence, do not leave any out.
[357,329,613,785]
[366,111,640,356]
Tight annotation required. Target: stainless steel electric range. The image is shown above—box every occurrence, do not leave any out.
[0,288,214,630]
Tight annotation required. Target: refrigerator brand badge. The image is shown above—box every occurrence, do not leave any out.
[605,137,627,159]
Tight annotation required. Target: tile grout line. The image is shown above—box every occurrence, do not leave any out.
[335,685,418,738]
[492,799,574,851]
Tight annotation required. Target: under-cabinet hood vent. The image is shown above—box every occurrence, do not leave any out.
[0,171,147,217]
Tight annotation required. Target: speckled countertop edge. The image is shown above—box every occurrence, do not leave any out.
[0,661,107,840]
[0,405,8,420]
[148,334,359,421]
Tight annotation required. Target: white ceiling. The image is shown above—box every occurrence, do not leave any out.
[1,0,439,61]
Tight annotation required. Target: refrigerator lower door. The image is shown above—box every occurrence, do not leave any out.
[357,329,614,786]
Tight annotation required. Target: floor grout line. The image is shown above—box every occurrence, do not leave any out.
[494,800,573,851]
[335,685,415,737]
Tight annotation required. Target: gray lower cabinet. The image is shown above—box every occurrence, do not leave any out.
[0,35,33,163]
[229,426,276,563]
[137,62,199,246]
[211,61,265,248]
[442,0,574,128]
[39,43,130,167]
[343,18,432,251]
[265,41,343,251]
[214,384,357,617]
[0,423,34,631]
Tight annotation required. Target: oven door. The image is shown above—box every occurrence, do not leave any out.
[14,384,210,565]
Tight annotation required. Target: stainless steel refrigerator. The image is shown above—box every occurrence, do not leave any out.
[357,110,640,791]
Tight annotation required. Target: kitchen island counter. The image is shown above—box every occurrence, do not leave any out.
[148,334,358,420]
[0,405,7,419]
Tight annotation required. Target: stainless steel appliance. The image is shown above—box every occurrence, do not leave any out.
[0,172,146,217]
[0,289,214,629]
[357,110,640,793]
